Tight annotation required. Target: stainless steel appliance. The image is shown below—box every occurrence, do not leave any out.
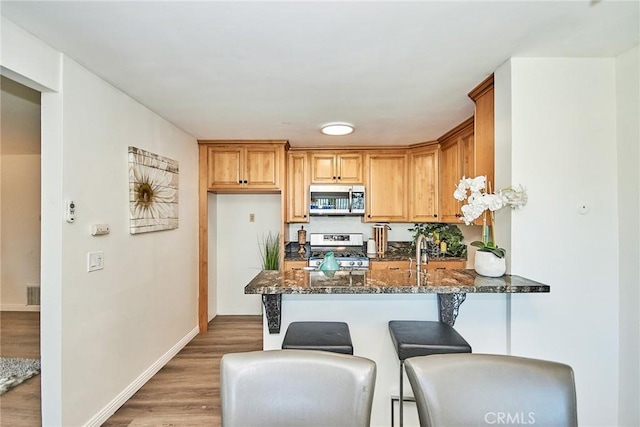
[309,185,365,216]
[308,233,369,270]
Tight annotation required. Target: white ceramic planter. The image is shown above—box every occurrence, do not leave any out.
[474,251,506,277]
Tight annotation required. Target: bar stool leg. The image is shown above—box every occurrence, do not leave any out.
[399,359,404,427]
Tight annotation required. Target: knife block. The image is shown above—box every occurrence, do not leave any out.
[373,226,387,258]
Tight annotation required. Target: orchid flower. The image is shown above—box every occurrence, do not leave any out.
[454,175,528,255]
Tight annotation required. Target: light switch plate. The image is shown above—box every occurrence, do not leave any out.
[87,251,104,272]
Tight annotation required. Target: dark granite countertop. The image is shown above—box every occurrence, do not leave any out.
[244,269,550,295]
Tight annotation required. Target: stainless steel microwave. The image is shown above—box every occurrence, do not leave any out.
[309,184,365,216]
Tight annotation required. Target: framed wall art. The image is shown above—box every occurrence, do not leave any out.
[128,146,179,234]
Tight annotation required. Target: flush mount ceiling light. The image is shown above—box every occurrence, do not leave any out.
[320,122,354,136]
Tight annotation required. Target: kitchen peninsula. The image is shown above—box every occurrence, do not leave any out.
[245,268,549,333]
[245,268,550,426]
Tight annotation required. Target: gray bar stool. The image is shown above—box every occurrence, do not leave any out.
[282,321,354,355]
[388,320,471,427]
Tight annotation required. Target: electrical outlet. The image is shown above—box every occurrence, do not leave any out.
[249,213,255,222]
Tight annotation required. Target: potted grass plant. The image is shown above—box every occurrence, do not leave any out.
[259,232,280,270]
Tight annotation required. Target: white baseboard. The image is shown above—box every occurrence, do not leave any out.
[84,325,200,427]
[1,304,40,312]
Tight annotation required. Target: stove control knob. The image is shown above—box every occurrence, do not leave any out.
[356,261,363,266]
[349,261,355,266]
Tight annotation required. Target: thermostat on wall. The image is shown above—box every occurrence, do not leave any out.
[65,200,76,223]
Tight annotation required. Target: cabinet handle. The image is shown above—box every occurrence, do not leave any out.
[333,176,336,179]
[303,215,307,218]
[238,180,242,184]
[433,214,438,217]
[243,180,248,184]
[367,214,371,218]
[338,176,341,180]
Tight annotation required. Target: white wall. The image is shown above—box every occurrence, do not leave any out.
[615,45,640,427]
[216,194,280,314]
[2,19,199,426]
[0,18,61,93]
[1,76,41,310]
[503,58,620,426]
[59,57,199,426]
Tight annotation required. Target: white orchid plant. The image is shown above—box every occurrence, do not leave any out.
[453,175,527,258]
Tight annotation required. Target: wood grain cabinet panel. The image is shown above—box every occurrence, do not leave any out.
[310,152,363,184]
[205,142,286,192]
[371,259,466,270]
[409,145,440,222]
[370,260,410,270]
[286,152,310,223]
[365,151,408,222]
[207,147,243,189]
[469,74,495,186]
[245,147,279,188]
[283,260,308,271]
[438,120,474,223]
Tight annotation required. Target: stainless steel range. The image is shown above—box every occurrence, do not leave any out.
[308,233,369,270]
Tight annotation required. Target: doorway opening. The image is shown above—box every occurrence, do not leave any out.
[0,75,42,425]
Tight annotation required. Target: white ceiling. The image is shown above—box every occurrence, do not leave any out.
[2,1,638,147]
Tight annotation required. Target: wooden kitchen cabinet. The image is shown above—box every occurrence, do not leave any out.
[409,145,440,222]
[428,259,466,270]
[438,119,474,223]
[365,151,409,222]
[370,260,410,270]
[205,141,287,191]
[286,151,310,222]
[283,260,308,271]
[310,152,363,184]
[371,259,466,270]
[468,74,495,185]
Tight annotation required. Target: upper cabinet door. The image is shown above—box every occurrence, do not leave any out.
[207,146,243,189]
[409,145,439,222]
[310,152,363,184]
[438,138,463,223]
[365,151,408,222]
[335,153,363,183]
[468,74,494,186]
[286,152,310,223]
[438,120,474,223]
[310,153,336,183]
[244,145,280,189]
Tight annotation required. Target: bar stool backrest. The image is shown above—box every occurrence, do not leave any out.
[221,349,376,427]
[405,353,578,427]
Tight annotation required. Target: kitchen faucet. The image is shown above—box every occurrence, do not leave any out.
[415,234,429,271]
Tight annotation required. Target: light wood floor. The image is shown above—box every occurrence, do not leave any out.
[0,313,262,427]
[0,311,41,427]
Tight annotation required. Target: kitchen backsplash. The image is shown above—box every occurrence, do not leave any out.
[288,216,482,247]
